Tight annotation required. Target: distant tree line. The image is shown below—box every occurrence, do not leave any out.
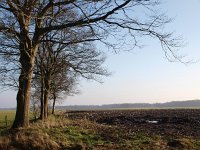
[61,100,200,110]
[0,0,181,129]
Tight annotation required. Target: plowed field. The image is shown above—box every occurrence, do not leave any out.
[66,109,200,138]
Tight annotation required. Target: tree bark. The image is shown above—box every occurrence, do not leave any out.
[12,49,35,128]
[9,7,42,128]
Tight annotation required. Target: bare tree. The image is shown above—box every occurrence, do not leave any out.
[33,32,108,119]
[0,0,181,128]
[50,71,78,115]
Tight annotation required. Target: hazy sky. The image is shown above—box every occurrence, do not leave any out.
[1,0,200,108]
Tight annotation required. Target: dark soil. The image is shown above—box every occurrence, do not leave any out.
[65,109,200,138]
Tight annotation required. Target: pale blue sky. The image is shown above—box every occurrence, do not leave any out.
[1,0,200,108]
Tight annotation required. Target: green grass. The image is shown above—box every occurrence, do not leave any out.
[0,110,38,129]
[0,110,15,136]
[119,134,200,150]
[44,124,106,148]
[0,110,15,128]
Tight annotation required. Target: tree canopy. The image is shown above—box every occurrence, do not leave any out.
[0,0,181,128]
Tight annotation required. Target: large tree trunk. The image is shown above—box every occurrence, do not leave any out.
[11,13,40,128]
[12,49,35,128]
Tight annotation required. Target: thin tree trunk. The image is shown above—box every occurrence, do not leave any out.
[44,75,50,119]
[44,90,49,119]
[32,100,37,121]
[52,94,56,115]
[40,76,44,120]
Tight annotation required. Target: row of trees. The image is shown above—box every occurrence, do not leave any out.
[31,31,108,120]
[0,0,180,129]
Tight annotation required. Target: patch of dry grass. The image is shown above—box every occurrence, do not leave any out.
[0,128,60,150]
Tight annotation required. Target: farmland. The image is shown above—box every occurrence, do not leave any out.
[0,110,15,130]
[1,109,200,149]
